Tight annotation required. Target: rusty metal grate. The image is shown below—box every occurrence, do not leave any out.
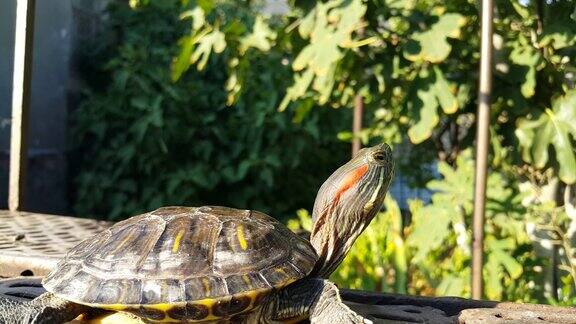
[0,211,110,277]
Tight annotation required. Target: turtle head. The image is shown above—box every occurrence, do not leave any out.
[309,143,394,277]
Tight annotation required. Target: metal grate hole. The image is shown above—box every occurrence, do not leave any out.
[20,270,34,276]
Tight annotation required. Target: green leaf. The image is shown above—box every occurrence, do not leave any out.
[404,13,466,63]
[437,275,466,296]
[493,249,523,279]
[171,23,214,81]
[387,0,415,10]
[196,0,214,14]
[292,33,342,75]
[484,237,523,300]
[433,67,458,114]
[282,0,366,109]
[406,69,459,144]
[428,150,475,212]
[407,85,438,144]
[538,24,576,50]
[516,90,576,184]
[191,28,226,70]
[509,44,540,98]
[298,8,316,38]
[279,69,314,111]
[171,34,196,82]
[179,7,205,30]
[407,205,452,262]
[485,254,503,300]
[510,0,531,19]
[239,16,276,54]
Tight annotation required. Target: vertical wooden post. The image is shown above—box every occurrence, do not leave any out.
[9,0,36,211]
[472,0,493,299]
[352,95,364,157]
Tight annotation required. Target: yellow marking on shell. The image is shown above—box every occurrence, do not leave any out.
[363,169,384,213]
[236,224,248,250]
[111,232,133,255]
[275,268,288,276]
[172,229,185,253]
[202,278,211,296]
[243,289,262,309]
[242,275,253,289]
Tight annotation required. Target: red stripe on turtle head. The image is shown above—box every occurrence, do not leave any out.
[311,163,369,238]
[332,164,369,207]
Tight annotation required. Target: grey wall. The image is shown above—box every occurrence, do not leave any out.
[0,0,90,214]
[0,1,17,150]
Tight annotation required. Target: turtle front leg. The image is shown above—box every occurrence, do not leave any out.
[0,292,91,324]
[260,278,371,324]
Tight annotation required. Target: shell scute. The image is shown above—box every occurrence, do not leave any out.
[225,273,269,294]
[183,276,227,301]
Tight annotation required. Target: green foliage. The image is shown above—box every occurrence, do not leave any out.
[403,13,466,63]
[516,90,576,184]
[279,0,369,109]
[333,197,407,292]
[74,0,576,305]
[72,0,350,220]
[409,151,530,300]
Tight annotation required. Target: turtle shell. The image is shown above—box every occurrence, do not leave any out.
[42,206,318,322]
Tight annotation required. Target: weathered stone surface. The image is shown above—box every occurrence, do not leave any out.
[458,308,576,324]
[343,289,576,324]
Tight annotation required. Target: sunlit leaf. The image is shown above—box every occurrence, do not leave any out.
[437,275,466,296]
[191,29,226,70]
[485,255,503,300]
[433,67,458,114]
[539,23,576,49]
[179,7,205,30]
[281,0,366,110]
[407,85,438,144]
[404,13,466,63]
[509,44,541,98]
[408,205,452,262]
[516,90,576,184]
[299,7,316,38]
[239,16,276,54]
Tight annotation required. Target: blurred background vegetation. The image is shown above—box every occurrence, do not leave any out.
[70,0,575,304]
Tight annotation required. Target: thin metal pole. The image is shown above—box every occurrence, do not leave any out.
[352,95,364,157]
[472,0,493,299]
[9,0,36,211]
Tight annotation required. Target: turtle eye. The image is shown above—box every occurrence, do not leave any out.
[373,153,385,161]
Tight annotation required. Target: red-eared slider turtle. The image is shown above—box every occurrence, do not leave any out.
[0,144,393,324]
